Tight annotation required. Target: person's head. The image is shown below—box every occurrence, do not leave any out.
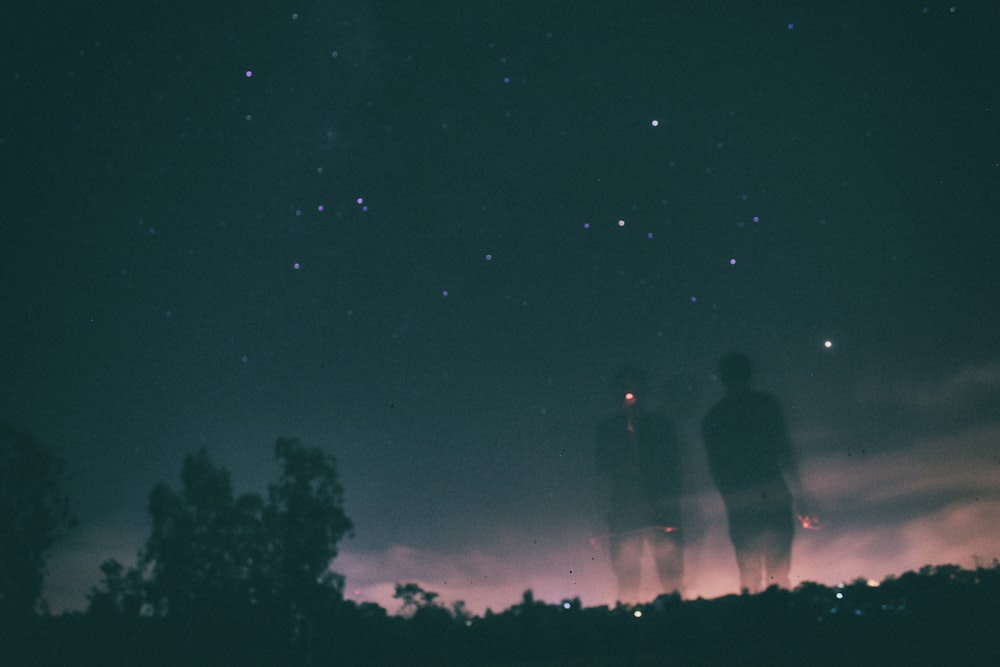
[716,352,753,392]
[613,365,649,408]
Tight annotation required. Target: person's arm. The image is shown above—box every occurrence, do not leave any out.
[772,399,807,514]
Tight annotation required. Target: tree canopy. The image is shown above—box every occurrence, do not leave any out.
[90,437,353,651]
[0,423,75,621]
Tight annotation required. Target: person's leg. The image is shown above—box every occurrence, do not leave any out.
[650,532,684,596]
[733,545,763,594]
[761,518,795,590]
[610,533,644,603]
[729,516,764,594]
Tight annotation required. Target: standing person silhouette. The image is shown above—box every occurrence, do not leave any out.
[595,366,684,602]
[701,353,805,593]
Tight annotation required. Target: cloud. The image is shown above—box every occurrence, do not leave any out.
[786,416,1000,585]
[856,360,1000,415]
[793,498,1000,586]
[806,424,1000,505]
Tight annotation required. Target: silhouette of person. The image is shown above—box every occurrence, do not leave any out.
[595,366,684,602]
[701,353,805,593]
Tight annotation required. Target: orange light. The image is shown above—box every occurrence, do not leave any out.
[624,392,635,401]
[798,514,825,530]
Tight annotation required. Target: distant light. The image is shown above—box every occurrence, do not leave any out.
[503,76,510,84]
[787,23,795,30]
[356,197,364,204]
[633,610,643,618]
[245,70,253,78]
[753,216,760,222]
[562,602,571,610]
[729,258,736,265]
[651,119,659,127]
[824,340,833,349]
[291,13,299,20]
[317,204,324,211]
[293,262,301,270]
[583,223,590,229]
[441,290,449,297]
[866,579,880,588]
[646,232,654,239]
[690,296,697,303]
[241,355,249,363]
[835,592,844,599]
[485,254,493,261]
[618,219,625,227]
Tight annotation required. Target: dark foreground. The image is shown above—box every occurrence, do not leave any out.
[6,564,998,666]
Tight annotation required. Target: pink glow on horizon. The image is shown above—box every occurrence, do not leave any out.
[337,422,1000,615]
[337,493,1000,616]
[39,362,1000,617]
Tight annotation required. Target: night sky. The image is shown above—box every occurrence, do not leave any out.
[3,2,999,616]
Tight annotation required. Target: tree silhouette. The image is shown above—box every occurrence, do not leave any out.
[260,437,354,659]
[89,438,352,658]
[0,423,75,621]
[393,582,440,615]
[87,558,148,619]
[264,437,354,613]
[139,448,264,618]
